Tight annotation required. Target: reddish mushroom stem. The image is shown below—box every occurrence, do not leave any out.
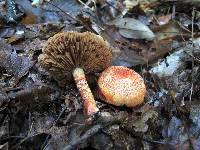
[73,68,99,116]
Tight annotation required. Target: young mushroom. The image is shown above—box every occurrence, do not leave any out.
[98,66,146,107]
[38,31,112,117]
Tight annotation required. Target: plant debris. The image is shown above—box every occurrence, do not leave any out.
[108,17,155,40]
[0,38,34,86]
[0,0,200,149]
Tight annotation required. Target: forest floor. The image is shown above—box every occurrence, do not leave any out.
[0,0,200,150]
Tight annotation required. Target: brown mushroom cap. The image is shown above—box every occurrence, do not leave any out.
[98,66,146,107]
[38,31,112,85]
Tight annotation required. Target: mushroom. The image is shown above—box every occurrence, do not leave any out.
[38,31,112,117]
[98,66,146,107]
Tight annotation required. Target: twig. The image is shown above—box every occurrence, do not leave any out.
[47,106,67,130]
[6,0,24,23]
[189,7,195,102]
[78,0,94,12]
[45,1,98,34]
[122,126,172,145]
[170,90,195,150]
[62,113,126,150]
[0,85,53,107]
[0,135,25,142]
[10,133,50,150]
[63,124,102,150]
[45,1,79,23]
[185,51,200,64]
[105,1,119,12]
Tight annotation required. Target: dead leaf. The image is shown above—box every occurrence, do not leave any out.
[0,38,34,86]
[20,12,38,25]
[14,38,45,54]
[102,27,147,67]
[150,49,185,77]
[123,0,159,13]
[0,84,55,106]
[161,116,200,150]
[108,18,155,40]
[141,20,191,65]
[132,105,158,132]
[0,27,15,38]
[112,48,145,67]
[0,142,8,150]
[19,133,51,149]
[123,0,138,10]
[157,14,172,25]
[154,21,190,41]
[124,105,158,133]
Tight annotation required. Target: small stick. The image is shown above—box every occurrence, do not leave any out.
[63,124,101,150]
[62,113,126,150]
[189,7,195,102]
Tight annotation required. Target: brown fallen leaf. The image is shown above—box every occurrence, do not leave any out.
[103,20,184,67]
[101,27,146,67]
[112,42,146,67]
[20,11,38,25]
[154,20,190,41]
[143,20,191,64]
[5,35,22,44]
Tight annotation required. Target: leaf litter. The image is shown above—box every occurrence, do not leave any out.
[0,0,200,150]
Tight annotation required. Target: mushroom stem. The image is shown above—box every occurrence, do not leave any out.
[73,68,99,116]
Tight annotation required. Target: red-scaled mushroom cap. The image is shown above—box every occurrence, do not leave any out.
[98,66,146,107]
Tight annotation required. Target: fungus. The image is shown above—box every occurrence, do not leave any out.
[38,31,112,117]
[98,66,146,107]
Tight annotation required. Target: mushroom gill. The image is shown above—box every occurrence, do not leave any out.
[38,31,112,117]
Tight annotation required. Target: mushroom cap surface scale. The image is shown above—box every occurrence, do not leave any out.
[98,66,146,107]
[38,31,112,84]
